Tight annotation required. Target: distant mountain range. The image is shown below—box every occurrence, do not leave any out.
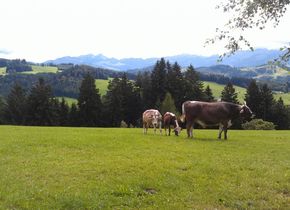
[45,48,288,71]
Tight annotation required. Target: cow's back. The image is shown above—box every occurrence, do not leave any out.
[143,109,161,123]
[183,101,240,125]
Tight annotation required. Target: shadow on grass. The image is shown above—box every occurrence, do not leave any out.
[185,136,226,142]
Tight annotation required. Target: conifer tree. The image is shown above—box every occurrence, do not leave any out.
[151,58,167,107]
[5,83,27,125]
[204,85,215,102]
[220,82,239,104]
[160,92,178,115]
[59,97,69,126]
[26,78,54,125]
[245,80,262,118]
[103,74,142,127]
[184,65,204,101]
[69,103,79,126]
[272,97,289,129]
[0,96,5,124]
[78,74,102,127]
[167,62,186,110]
[260,84,275,121]
[136,71,154,109]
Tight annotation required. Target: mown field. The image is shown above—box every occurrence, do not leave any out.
[0,126,289,209]
[203,81,246,102]
[22,65,58,74]
[0,67,6,75]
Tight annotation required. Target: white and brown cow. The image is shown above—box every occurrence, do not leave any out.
[142,109,162,135]
[163,112,181,136]
[180,101,253,139]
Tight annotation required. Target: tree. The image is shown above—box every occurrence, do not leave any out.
[245,80,263,118]
[59,98,69,126]
[167,62,186,110]
[260,84,275,122]
[151,58,167,107]
[209,0,290,61]
[78,74,102,127]
[103,74,142,127]
[5,83,27,125]
[221,82,239,104]
[69,103,79,126]
[272,97,289,129]
[160,92,178,115]
[184,65,205,101]
[136,71,154,109]
[26,78,54,125]
[204,85,215,102]
[0,96,5,124]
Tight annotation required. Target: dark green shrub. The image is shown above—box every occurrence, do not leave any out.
[242,119,276,130]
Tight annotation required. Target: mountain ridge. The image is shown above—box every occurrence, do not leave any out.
[45,48,287,71]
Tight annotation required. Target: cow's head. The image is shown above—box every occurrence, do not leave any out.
[174,126,182,136]
[151,114,159,126]
[240,102,254,120]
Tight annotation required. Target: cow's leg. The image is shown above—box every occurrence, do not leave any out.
[224,127,228,140]
[159,122,162,135]
[143,123,146,134]
[224,120,232,140]
[218,123,223,139]
[164,126,167,135]
[168,126,171,136]
[186,121,194,138]
[153,124,156,134]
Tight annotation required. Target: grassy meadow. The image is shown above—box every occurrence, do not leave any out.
[21,65,58,74]
[95,78,112,96]
[0,126,289,209]
[0,67,6,75]
[203,81,247,102]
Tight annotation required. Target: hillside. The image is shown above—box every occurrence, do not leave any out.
[0,64,135,98]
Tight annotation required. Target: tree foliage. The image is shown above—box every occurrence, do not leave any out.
[221,82,239,104]
[78,74,102,127]
[208,0,290,61]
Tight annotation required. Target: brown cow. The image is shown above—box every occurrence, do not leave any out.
[142,109,162,135]
[163,112,181,136]
[180,101,253,139]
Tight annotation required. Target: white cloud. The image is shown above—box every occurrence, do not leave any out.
[0,0,289,62]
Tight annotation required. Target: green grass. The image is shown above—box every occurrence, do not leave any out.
[21,65,58,74]
[0,67,6,75]
[274,92,290,105]
[203,81,247,103]
[95,78,112,96]
[56,97,78,106]
[0,126,289,209]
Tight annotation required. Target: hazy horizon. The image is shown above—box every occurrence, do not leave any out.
[1,0,290,63]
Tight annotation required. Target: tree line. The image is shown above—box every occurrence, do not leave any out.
[0,58,289,129]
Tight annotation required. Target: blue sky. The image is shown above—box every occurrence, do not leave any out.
[1,0,289,62]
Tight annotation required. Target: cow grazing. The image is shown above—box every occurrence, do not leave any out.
[180,101,253,139]
[163,112,181,136]
[142,109,162,135]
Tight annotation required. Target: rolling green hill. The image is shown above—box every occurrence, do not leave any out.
[0,126,289,209]
[0,67,6,75]
[95,78,112,96]
[203,81,246,102]
[93,79,290,105]
[21,65,58,74]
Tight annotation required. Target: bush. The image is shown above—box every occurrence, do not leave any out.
[120,120,128,128]
[242,119,276,130]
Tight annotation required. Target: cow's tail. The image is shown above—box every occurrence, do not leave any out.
[180,102,186,123]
